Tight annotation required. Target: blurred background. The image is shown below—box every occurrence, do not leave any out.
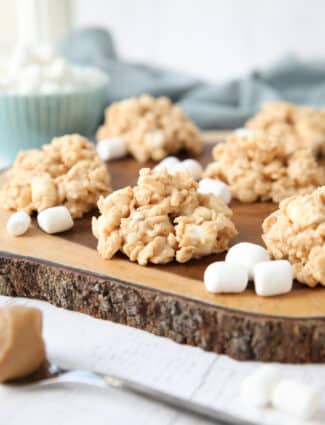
[1,0,325,81]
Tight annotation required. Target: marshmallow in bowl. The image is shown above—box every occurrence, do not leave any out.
[0,44,107,95]
[198,178,231,204]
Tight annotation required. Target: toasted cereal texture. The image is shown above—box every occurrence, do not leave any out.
[246,102,325,155]
[96,94,202,162]
[204,131,325,203]
[263,187,325,287]
[0,135,111,218]
[92,168,237,265]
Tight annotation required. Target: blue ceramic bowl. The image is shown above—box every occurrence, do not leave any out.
[0,73,109,166]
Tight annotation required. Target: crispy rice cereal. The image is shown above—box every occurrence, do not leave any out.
[246,102,325,155]
[1,135,111,218]
[96,95,202,162]
[92,168,237,265]
[263,187,325,287]
[204,131,325,203]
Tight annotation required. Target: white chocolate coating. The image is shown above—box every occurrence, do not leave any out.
[96,137,128,161]
[37,206,73,234]
[198,178,231,204]
[271,379,319,419]
[6,211,31,236]
[254,260,293,296]
[225,242,270,279]
[204,261,248,293]
[241,365,280,408]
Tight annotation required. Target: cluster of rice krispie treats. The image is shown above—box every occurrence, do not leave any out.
[96,94,202,162]
[263,187,325,287]
[204,130,325,203]
[92,168,237,265]
[246,102,325,155]
[1,135,111,218]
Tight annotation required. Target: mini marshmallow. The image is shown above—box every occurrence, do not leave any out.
[2,44,106,95]
[96,137,128,161]
[240,365,280,408]
[198,178,231,204]
[225,242,270,279]
[37,206,73,234]
[204,261,248,293]
[235,128,253,138]
[144,131,164,149]
[154,156,180,173]
[271,379,319,419]
[254,260,293,296]
[6,212,31,237]
[181,159,203,180]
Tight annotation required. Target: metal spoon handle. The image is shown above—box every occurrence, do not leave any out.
[103,373,257,425]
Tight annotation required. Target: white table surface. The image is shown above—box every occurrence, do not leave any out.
[0,295,324,425]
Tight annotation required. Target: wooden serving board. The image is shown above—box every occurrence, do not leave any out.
[1,132,325,364]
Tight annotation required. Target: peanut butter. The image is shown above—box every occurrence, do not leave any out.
[0,305,46,382]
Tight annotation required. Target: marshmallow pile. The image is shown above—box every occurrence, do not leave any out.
[241,365,319,419]
[0,44,106,95]
[6,206,73,237]
[204,242,293,296]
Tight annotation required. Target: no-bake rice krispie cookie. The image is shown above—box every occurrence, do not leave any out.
[1,134,111,218]
[246,102,325,155]
[96,94,202,162]
[92,168,237,265]
[263,187,325,287]
[204,131,325,203]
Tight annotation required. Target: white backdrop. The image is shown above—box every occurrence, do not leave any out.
[75,0,325,80]
[1,0,325,80]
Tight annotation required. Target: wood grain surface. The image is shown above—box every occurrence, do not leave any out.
[0,132,325,363]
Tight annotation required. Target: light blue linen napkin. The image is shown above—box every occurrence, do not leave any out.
[60,28,325,129]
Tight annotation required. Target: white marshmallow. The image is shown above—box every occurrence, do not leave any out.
[225,242,270,280]
[169,162,189,175]
[154,156,180,173]
[6,212,31,237]
[96,138,128,161]
[198,178,231,204]
[181,159,203,180]
[240,365,280,408]
[46,58,71,83]
[204,261,248,293]
[39,82,61,95]
[37,206,73,234]
[254,260,293,296]
[1,44,106,95]
[144,131,164,149]
[271,379,319,419]
[235,128,253,138]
